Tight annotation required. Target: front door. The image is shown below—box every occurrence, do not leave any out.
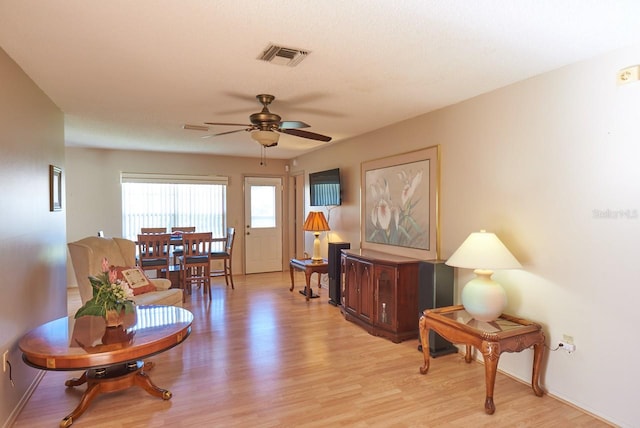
[244,176,283,274]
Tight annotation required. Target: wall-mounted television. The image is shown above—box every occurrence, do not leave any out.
[309,168,341,206]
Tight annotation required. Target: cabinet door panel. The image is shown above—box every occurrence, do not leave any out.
[340,254,347,307]
[359,261,373,321]
[344,258,359,316]
[375,264,397,330]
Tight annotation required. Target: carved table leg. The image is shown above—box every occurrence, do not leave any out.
[60,361,169,427]
[418,314,431,374]
[135,370,172,400]
[531,338,545,397]
[64,371,87,387]
[60,381,102,427]
[464,345,473,363]
[481,341,500,415]
[289,264,295,292]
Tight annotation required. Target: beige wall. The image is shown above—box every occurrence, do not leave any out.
[65,147,289,282]
[0,48,66,425]
[292,45,640,426]
[5,36,639,425]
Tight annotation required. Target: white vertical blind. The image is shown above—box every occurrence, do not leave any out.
[312,183,340,206]
[121,173,228,241]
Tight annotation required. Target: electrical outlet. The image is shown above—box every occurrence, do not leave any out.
[2,350,7,373]
[562,334,574,345]
[559,341,576,352]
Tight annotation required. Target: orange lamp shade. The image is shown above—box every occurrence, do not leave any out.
[303,211,330,232]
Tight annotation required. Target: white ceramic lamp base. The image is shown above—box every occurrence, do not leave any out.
[461,269,507,322]
[311,232,323,262]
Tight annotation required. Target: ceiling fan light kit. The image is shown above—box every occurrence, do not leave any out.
[251,130,279,147]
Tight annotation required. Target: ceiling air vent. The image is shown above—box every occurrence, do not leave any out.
[258,44,309,67]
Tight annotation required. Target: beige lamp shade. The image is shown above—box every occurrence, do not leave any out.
[446,230,521,270]
[446,230,521,321]
[303,211,330,262]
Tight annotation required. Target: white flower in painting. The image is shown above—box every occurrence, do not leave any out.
[370,178,390,201]
[372,198,392,230]
[369,182,379,200]
[400,170,423,206]
[370,178,394,231]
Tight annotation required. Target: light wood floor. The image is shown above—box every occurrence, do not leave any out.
[13,272,609,427]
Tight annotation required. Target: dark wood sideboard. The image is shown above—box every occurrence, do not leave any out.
[341,249,420,343]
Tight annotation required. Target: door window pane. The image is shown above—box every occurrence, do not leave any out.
[251,185,276,228]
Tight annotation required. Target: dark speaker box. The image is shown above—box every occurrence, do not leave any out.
[328,242,350,306]
[418,261,457,357]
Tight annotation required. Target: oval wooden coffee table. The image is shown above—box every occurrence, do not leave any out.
[19,305,193,427]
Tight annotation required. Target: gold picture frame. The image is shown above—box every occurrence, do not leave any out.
[361,146,440,260]
[50,165,62,212]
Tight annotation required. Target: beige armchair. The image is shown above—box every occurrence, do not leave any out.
[68,236,183,307]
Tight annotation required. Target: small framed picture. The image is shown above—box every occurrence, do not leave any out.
[50,165,62,212]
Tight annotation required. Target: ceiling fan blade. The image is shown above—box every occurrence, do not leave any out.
[201,128,249,138]
[279,120,310,129]
[204,122,252,127]
[280,128,332,142]
[183,124,209,131]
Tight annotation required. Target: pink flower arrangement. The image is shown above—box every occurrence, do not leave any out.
[74,258,135,319]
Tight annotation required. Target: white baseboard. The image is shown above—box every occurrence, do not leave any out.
[2,370,45,428]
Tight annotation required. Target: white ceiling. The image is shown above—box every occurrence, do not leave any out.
[2,1,640,160]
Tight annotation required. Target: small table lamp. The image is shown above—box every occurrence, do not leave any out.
[303,211,330,262]
[445,230,521,322]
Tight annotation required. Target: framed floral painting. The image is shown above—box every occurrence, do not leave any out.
[361,146,440,260]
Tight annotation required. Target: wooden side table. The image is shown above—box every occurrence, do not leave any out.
[289,258,328,301]
[419,305,545,414]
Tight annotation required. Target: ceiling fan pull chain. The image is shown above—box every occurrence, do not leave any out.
[260,145,267,166]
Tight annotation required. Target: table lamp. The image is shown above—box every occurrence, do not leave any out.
[303,211,330,262]
[445,230,521,322]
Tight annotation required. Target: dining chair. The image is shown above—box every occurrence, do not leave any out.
[210,227,235,289]
[140,227,167,234]
[136,233,172,279]
[171,226,196,264]
[179,232,212,301]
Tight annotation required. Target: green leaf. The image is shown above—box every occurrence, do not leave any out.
[74,303,105,318]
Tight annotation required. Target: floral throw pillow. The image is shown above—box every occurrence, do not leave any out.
[111,266,157,296]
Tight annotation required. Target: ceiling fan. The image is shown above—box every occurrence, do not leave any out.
[197,94,332,147]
